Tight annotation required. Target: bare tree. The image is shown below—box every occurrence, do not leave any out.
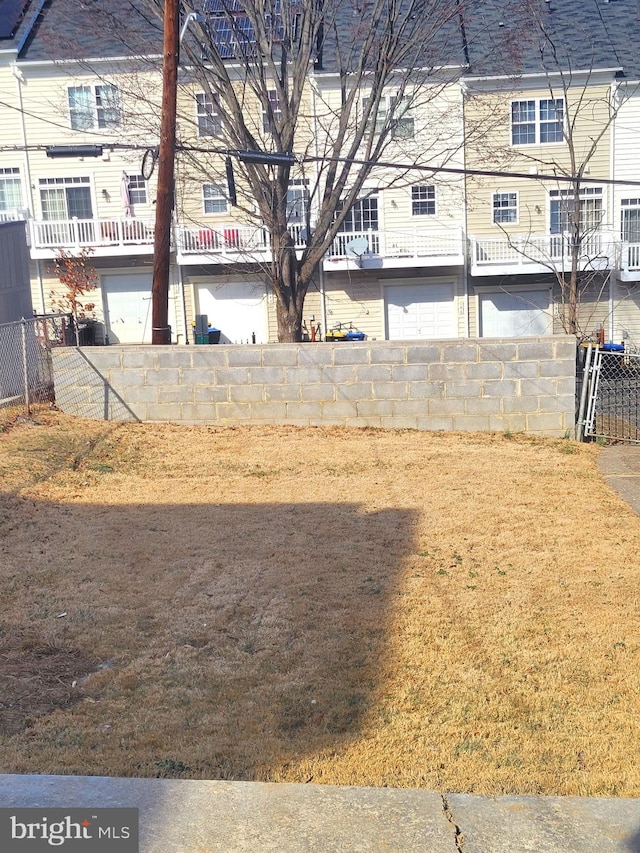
[465,0,633,339]
[152,0,488,341]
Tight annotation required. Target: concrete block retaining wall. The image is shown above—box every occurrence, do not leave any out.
[51,336,577,436]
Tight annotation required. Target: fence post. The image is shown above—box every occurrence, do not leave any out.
[20,317,30,416]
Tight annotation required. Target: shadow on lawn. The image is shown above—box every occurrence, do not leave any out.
[0,492,418,780]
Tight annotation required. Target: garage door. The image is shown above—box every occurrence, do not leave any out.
[196,281,268,344]
[102,273,154,344]
[479,290,551,337]
[385,283,456,340]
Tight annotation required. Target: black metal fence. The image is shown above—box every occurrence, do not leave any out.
[0,314,76,413]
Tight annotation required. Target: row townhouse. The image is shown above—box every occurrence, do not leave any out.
[1,0,640,347]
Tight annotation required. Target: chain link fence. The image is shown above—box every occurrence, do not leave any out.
[579,344,640,443]
[0,314,76,414]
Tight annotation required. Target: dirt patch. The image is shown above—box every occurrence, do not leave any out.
[0,627,97,734]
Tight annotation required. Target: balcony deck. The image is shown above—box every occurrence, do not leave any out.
[470,233,617,277]
[28,217,155,259]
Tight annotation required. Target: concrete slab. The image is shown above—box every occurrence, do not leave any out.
[447,794,640,853]
[597,446,640,516]
[0,775,456,853]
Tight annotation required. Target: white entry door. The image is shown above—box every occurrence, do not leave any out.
[196,281,268,344]
[102,273,154,344]
[385,283,456,340]
[479,290,551,337]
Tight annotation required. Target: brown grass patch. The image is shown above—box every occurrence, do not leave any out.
[0,407,638,794]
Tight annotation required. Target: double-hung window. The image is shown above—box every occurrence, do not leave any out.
[621,199,640,243]
[412,185,436,216]
[0,167,23,218]
[492,192,518,224]
[363,94,414,139]
[127,175,147,205]
[196,93,222,137]
[511,98,564,145]
[68,84,120,131]
[262,89,281,134]
[203,183,228,214]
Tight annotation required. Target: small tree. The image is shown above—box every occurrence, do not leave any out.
[50,248,99,322]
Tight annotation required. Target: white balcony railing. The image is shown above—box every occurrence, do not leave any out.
[29,217,155,252]
[326,227,464,262]
[0,209,26,222]
[622,243,640,273]
[471,232,616,272]
[176,222,309,257]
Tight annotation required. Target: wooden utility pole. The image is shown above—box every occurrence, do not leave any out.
[151,0,179,345]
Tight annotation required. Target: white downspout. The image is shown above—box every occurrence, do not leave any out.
[609,81,617,344]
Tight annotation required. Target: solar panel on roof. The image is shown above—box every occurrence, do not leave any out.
[0,0,31,40]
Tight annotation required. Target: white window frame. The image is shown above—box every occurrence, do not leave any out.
[67,83,121,131]
[203,183,228,214]
[411,185,436,216]
[492,191,518,225]
[262,89,282,134]
[127,174,147,205]
[0,167,23,215]
[363,94,415,139]
[621,198,640,243]
[511,97,564,146]
[39,176,93,220]
[196,92,222,137]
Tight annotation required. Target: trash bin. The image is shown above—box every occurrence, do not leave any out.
[208,328,221,344]
[77,320,96,346]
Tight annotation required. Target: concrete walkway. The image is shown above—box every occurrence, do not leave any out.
[597,445,640,515]
[1,774,640,852]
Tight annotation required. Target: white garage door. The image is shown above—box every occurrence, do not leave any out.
[102,273,154,344]
[196,281,268,344]
[480,290,551,337]
[385,283,456,340]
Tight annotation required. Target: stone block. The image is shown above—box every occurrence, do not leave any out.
[226,348,263,367]
[452,414,492,432]
[429,397,466,415]
[465,397,503,415]
[334,346,370,365]
[392,364,429,381]
[248,367,287,384]
[124,385,159,405]
[428,363,465,381]
[525,411,565,434]
[392,399,428,417]
[356,399,394,418]
[380,416,420,429]
[262,347,298,366]
[266,384,300,402]
[519,377,558,397]
[157,386,195,404]
[229,385,264,403]
[355,364,393,382]
[191,348,228,367]
[446,380,482,399]
[503,395,539,414]
[466,361,503,380]
[144,369,180,386]
[517,340,555,361]
[321,365,358,384]
[180,369,216,386]
[479,343,517,361]
[482,379,519,397]
[194,385,229,403]
[121,350,155,369]
[416,416,454,431]
[145,403,183,421]
[539,359,571,377]
[180,403,218,422]
[321,400,359,418]
[286,366,323,384]
[156,350,192,369]
[406,345,442,364]
[297,346,334,366]
[371,345,404,364]
[490,413,526,433]
[300,383,335,402]
[286,401,323,419]
[214,367,251,385]
[336,383,373,400]
[503,361,538,379]
[215,402,253,421]
[345,416,382,428]
[249,401,288,420]
[373,381,409,400]
[443,343,479,363]
[408,381,445,399]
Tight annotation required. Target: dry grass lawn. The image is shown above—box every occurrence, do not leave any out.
[0,405,639,796]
